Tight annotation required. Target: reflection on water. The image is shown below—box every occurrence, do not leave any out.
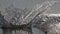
[0,29,32,34]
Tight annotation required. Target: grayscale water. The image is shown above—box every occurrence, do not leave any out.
[0,29,31,34]
[0,27,46,34]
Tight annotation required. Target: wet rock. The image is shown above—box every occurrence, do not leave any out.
[32,27,45,34]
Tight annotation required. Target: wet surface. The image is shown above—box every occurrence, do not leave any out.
[0,28,32,34]
[32,27,45,34]
[0,26,46,34]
